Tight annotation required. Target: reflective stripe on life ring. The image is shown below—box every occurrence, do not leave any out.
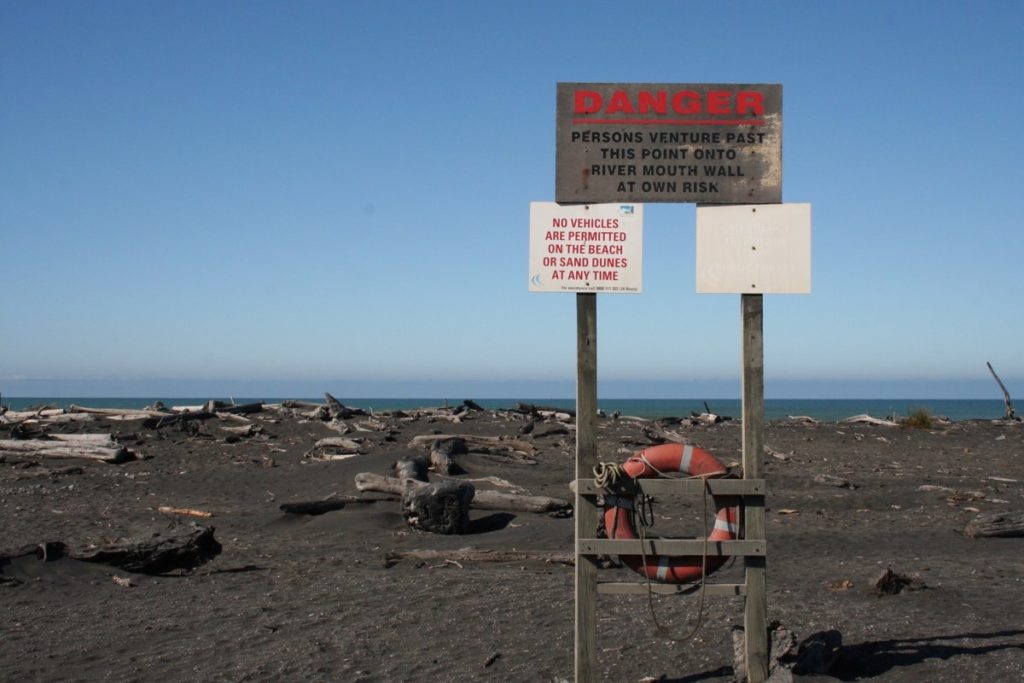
[602,443,739,584]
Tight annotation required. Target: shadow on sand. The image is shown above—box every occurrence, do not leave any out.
[658,629,1024,682]
[830,628,1024,680]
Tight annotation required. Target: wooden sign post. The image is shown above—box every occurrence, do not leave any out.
[537,82,801,683]
[742,293,768,681]
[574,293,598,682]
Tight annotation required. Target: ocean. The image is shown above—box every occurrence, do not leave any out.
[1,397,1011,422]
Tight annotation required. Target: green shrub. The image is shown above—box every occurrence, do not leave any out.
[903,407,933,429]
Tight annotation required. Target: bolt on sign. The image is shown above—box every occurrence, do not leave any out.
[556,83,781,204]
[529,202,643,293]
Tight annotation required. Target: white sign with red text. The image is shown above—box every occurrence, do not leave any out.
[529,202,643,293]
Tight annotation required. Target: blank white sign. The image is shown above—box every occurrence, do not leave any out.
[696,203,811,294]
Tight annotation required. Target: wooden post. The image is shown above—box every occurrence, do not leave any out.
[575,292,598,682]
[741,293,768,682]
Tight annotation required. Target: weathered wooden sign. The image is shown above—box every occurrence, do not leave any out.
[556,83,781,204]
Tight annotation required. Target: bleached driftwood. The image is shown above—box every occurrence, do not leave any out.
[1,409,60,420]
[841,414,899,427]
[47,433,120,446]
[0,438,133,463]
[69,405,172,418]
[158,506,214,519]
[434,473,524,493]
[354,472,570,514]
[216,412,253,425]
[221,424,261,437]
[304,436,364,461]
[1,410,98,425]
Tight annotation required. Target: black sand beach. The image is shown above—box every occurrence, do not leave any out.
[3,402,1024,681]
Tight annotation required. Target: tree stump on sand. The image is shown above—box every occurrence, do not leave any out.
[402,481,474,534]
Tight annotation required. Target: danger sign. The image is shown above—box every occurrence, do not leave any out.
[529,202,643,293]
[556,82,781,204]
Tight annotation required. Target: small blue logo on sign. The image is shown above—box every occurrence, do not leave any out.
[619,205,634,215]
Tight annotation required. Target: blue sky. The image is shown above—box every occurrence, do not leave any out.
[2,1,1022,399]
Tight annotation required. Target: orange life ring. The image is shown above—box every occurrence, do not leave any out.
[603,443,739,583]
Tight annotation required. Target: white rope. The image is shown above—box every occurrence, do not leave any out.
[592,455,716,642]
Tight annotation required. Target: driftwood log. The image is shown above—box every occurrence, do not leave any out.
[383,547,574,568]
[841,414,899,427]
[279,500,347,515]
[324,392,349,419]
[68,405,172,419]
[965,511,1024,538]
[407,433,535,455]
[71,524,222,573]
[278,494,380,515]
[1,411,98,425]
[304,437,364,460]
[0,524,223,574]
[0,437,134,463]
[513,402,576,418]
[987,361,1017,420]
[143,411,215,430]
[429,437,466,474]
[158,506,213,519]
[354,472,571,514]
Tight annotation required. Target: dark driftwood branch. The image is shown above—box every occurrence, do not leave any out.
[143,411,215,430]
[279,500,348,515]
[407,434,535,455]
[2,525,222,574]
[513,402,576,418]
[279,494,385,515]
[383,548,574,568]
[354,472,570,514]
[987,361,1016,420]
[71,524,222,573]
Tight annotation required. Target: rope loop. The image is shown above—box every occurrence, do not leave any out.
[592,461,625,490]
